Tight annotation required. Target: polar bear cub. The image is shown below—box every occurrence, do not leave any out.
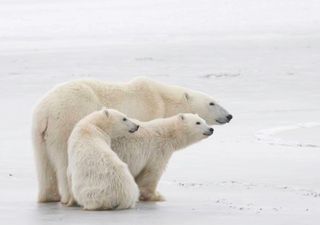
[67,108,140,210]
[112,113,214,201]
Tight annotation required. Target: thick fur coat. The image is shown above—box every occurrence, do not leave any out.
[112,113,214,201]
[32,77,231,203]
[67,108,139,210]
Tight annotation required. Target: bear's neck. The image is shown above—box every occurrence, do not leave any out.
[131,78,192,117]
[148,118,195,152]
[167,127,197,151]
[88,115,113,139]
[154,83,192,117]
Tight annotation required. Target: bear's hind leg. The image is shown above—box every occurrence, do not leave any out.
[47,141,71,204]
[37,159,60,202]
[55,160,72,204]
[33,129,60,202]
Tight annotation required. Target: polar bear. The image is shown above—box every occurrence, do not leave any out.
[32,77,232,203]
[67,108,140,210]
[111,113,214,201]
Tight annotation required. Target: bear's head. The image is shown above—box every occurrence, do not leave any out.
[177,113,214,142]
[101,107,140,138]
[182,91,233,125]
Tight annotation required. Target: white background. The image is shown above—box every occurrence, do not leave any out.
[0,0,320,224]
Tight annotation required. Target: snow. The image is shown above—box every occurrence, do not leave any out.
[1,0,320,224]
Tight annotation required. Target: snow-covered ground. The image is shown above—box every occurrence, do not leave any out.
[1,0,320,224]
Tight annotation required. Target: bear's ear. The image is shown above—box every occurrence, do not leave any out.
[178,114,185,121]
[184,93,190,101]
[104,109,109,118]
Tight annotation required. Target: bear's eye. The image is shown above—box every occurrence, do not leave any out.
[209,102,215,106]
[123,118,127,121]
[196,122,201,125]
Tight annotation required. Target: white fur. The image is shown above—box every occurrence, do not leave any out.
[112,113,213,201]
[32,77,231,203]
[67,108,139,210]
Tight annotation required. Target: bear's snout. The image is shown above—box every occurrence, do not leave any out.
[129,125,139,133]
[226,114,233,122]
[203,127,214,136]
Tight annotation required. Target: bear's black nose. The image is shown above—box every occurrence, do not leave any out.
[226,114,233,121]
[209,128,214,133]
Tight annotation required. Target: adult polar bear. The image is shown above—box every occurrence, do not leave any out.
[32,77,232,203]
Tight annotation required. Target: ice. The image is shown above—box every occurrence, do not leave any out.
[256,122,320,148]
[1,0,320,224]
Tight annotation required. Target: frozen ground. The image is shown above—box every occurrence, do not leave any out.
[0,0,320,224]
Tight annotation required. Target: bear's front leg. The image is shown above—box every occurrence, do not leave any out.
[135,166,166,202]
[66,197,77,207]
[139,190,165,202]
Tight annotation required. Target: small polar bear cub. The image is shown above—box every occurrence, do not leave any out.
[112,113,214,202]
[67,108,140,210]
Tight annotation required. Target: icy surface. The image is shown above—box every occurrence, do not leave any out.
[0,0,320,224]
